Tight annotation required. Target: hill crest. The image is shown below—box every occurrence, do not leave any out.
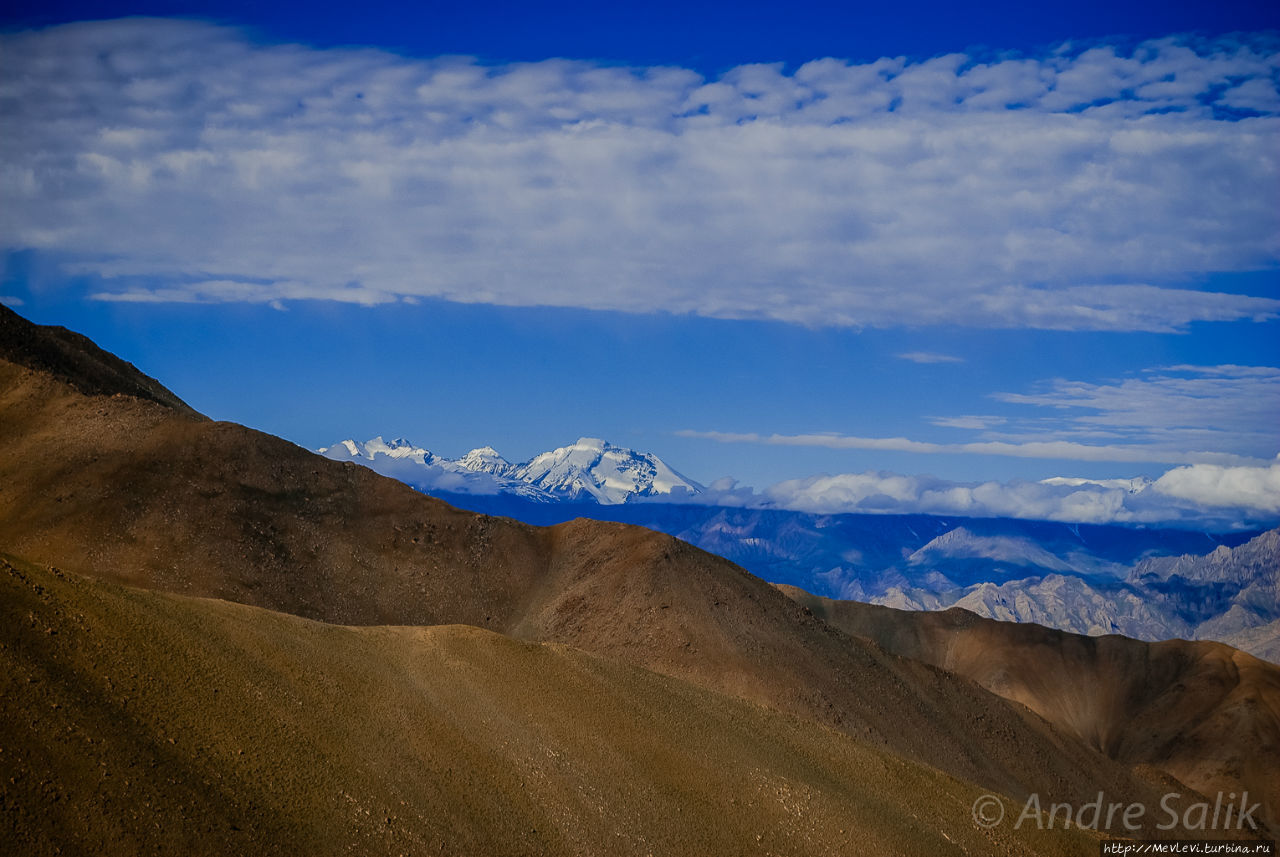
[0,304,196,414]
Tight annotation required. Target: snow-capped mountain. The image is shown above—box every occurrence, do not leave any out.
[318,436,702,505]
[456,446,514,476]
[1039,476,1153,494]
[317,435,1276,661]
[332,436,438,465]
[511,437,700,504]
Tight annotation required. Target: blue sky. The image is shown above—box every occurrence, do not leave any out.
[2,1,1279,526]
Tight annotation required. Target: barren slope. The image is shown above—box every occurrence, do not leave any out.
[0,306,1240,832]
[0,305,195,413]
[2,558,1106,857]
[779,586,1280,834]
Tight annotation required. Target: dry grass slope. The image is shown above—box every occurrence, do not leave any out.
[1,558,1103,857]
[0,350,1207,822]
[0,304,196,414]
[777,587,1280,836]
[2,305,1268,846]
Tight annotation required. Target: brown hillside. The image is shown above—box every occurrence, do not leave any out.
[0,306,1241,834]
[2,557,1106,857]
[0,304,196,414]
[777,586,1280,835]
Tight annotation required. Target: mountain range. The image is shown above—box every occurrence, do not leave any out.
[2,303,1277,852]
[324,443,1277,662]
[875,527,1280,658]
[319,435,702,504]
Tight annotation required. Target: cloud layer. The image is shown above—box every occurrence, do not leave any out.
[689,458,1280,526]
[677,428,1263,465]
[1153,459,1280,514]
[989,365,1280,457]
[682,364,1280,465]
[2,20,1278,330]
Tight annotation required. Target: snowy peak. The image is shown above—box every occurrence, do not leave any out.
[513,437,701,505]
[457,446,514,476]
[1039,476,1153,495]
[334,439,362,457]
[318,435,703,505]
[322,436,437,466]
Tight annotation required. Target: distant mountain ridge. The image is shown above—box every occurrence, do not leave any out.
[416,487,1276,661]
[319,435,703,504]
[315,431,1275,659]
[879,526,1280,661]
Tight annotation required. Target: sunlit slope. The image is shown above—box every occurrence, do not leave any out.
[0,313,1193,816]
[1,558,1100,857]
[0,351,552,628]
[0,304,1236,835]
[778,586,1280,834]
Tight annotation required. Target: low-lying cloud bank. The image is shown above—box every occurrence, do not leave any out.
[1,20,1277,330]
[715,458,1280,526]
[1152,460,1280,515]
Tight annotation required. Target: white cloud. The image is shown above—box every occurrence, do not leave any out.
[89,279,397,305]
[1,20,1278,330]
[897,351,964,363]
[685,463,1280,526]
[682,363,1279,471]
[989,365,1280,457]
[930,415,1005,430]
[675,428,1259,465]
[1152,457,1280,513]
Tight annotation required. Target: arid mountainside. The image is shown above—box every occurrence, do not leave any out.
[0,305,1199,817]
[1,304,1271,846]
[779,586,1280,834]
[0,305,196,414]
[2,555,1104,857]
